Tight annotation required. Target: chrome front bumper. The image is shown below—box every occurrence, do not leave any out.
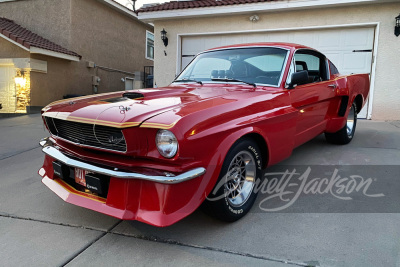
[40,138,206,184]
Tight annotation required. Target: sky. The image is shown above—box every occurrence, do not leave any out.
[114,0,162,10]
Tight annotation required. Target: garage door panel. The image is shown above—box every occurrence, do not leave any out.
[316,31,342,49]
[343,28,374,48]
[220,35,240,46]
[266,32,293,43]
[182,36,205,55]
[292,33,317,48]
[205,37,224,50]
[342,52,371,72]
[244,33,268,43]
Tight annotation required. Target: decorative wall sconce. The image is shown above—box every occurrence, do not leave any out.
[15,71,26,87]
[395,14,400,37]
[161,28,168,47]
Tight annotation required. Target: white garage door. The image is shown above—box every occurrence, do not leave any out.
[0,65,16,113]
[181,27,375,118]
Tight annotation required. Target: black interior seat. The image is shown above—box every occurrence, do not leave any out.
[295,61,308,71]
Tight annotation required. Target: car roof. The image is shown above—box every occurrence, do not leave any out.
[205,42,313,52]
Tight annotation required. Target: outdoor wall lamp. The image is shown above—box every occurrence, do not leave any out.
[161,28,168,47]
[14,71,26,87]
[395,14,400,37]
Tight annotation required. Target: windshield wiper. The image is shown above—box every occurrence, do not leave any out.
[211,78,256,88]
[173,79,203,85]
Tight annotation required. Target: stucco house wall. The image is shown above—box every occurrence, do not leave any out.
[68,0,154,95]
[0,37,30,58]
[0,0,153,109]
[148,2,400,120]
[0,0,72,48]
[29,54,74,107]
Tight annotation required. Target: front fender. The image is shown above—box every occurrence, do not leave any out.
[200,127,263,198]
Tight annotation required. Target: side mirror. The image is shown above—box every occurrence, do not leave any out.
[288,70,309,89]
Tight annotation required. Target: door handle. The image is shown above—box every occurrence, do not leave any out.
[328,84,337,89]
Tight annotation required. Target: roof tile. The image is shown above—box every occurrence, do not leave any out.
[138,0,281,12]
[0,17,81,59]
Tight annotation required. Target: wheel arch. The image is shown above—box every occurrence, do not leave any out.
[237,132,269,169]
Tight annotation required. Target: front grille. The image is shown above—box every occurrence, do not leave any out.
[45,117,127,152]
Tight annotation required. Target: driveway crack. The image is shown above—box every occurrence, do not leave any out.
[0,213,122,266]
[60,220,122,267]
[109,231,315,266]
[0,213,316,266]
[0,146,40,161]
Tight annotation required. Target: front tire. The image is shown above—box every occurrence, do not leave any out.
[325,102,357,145]
[203,138,262,222]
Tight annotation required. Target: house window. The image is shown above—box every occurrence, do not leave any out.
[146,31,154,60]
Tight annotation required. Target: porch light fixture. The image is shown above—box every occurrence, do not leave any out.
[161,28,168,47]
[15,71,26,87]
[395,14,400,37]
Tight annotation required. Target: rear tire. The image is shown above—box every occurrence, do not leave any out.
[202,138,262,222]
[325,102,357,145]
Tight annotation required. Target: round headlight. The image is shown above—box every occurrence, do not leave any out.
[155,130,178,158]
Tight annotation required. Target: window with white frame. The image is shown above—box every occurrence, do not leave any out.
[146,31,154,60]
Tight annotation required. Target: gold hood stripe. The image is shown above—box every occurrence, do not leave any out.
[140,122,177,129]
[43,114,177,129]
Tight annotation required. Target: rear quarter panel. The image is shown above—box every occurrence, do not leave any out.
[336,74,370,105]
[326,73,370,133]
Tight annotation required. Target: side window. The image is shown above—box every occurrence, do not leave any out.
[294,51,329,84]
[295,54,320,72]
[146,31,154,60]
[329,60,339,75]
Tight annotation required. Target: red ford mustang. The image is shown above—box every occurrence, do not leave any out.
[38,43,369,227]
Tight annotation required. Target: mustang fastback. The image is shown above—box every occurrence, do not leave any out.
[38,43,370,227]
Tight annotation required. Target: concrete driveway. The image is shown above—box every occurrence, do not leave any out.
[0,114,399,267]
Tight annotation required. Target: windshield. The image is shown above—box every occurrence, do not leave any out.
[175,47,289,87]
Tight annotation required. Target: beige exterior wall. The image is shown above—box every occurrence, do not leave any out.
[29,54,74,107]
[0,0,153,108]
[68,0,154,95]
[152,2,400,120]
[0,0,72,48]
[0,38,30,58]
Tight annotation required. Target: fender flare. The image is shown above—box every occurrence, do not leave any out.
[202,126,270,197]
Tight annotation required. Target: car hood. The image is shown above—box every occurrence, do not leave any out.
[42,84,279,128]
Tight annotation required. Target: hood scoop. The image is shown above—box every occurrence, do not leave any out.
[99,93,144,103]
[123,92,144,99]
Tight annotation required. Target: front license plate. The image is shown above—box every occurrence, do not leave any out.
[75,168,86,186]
